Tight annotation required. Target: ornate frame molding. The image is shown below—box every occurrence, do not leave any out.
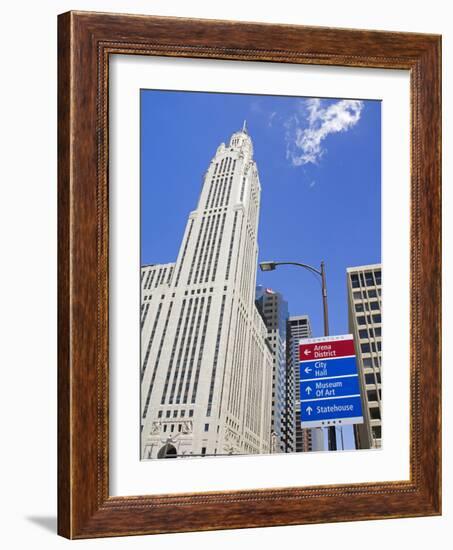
[58,11,441,538]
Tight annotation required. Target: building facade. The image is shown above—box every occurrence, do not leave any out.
[287,315,324,452]
[255,286,289,453]
[347,264,382,449]
[140,124,273,459]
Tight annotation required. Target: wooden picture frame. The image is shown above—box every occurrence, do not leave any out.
[58,10,441,539]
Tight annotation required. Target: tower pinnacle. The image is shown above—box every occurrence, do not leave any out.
[242,119,248,134]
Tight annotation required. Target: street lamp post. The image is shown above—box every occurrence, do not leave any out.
[259,260,337,451]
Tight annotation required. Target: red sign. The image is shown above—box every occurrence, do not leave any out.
[299,336,355,362]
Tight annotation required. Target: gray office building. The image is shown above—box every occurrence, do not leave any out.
[287,315,324,452]
[255,286,290,452]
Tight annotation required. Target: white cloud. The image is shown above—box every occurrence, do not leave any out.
[268,111,277,127]
[286,99,364,166]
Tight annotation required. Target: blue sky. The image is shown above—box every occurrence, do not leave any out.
[141,90,381,338]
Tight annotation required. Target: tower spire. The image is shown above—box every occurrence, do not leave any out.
[242,119,247,134]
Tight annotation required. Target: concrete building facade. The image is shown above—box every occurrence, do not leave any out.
[255,286,289,453]
[347,264,382,449]
[287,315,324,452]
[140,124,273,459]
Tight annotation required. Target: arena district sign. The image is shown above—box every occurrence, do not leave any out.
[299,334,364,428]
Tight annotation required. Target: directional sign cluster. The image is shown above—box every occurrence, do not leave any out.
[299,334,364,428]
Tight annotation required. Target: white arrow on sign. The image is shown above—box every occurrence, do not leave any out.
[304,349,311,356]
[304,366,312,374]
[306,406,313,416]
[305,386,312,395]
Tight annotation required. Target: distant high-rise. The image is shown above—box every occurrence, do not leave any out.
[255,286,289,452]
[347,264,382,449]
[287,315,323,452]
[141,124,273,459]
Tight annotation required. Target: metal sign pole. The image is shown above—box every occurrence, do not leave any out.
[321,261,337,452]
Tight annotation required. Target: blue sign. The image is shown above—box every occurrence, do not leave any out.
[300,396,363,423]
[300,375,360,400]
[300,356,358,381]
[299,335,364,428]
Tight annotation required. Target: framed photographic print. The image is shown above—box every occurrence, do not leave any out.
[58,11,441,538]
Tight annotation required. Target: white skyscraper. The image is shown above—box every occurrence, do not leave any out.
[141,123,273,459]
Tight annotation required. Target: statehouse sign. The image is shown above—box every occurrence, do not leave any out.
[299,334,364,428]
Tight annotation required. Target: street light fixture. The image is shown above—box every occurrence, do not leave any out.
[259,261,277,272]
[259,259,336,451]
[259,260,329,338]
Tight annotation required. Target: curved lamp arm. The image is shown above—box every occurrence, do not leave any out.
[259,261,321,277]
